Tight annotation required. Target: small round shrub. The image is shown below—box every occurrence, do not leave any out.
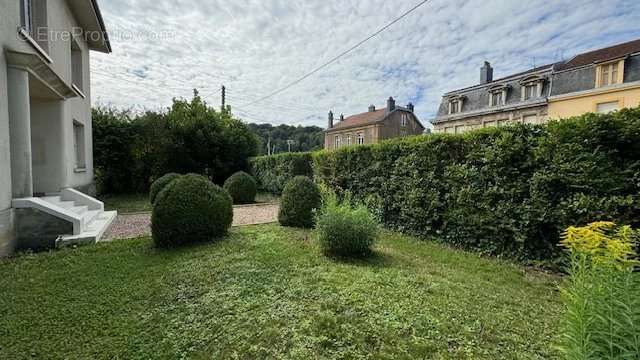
[149,173,181,204]
[278,176,321,228]
[223,171,257,204]
[316,201,378,257]
[152,174,233,247]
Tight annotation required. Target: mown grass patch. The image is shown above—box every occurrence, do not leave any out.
[101,192,279,213]
[0,225,561,359]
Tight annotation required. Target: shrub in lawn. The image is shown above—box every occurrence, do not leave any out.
[223,171,257,204]
[278,176,321,228]
[149,173,181,204]
[558,222,640,358]
[316,196,378,257]
[152,174,233,247]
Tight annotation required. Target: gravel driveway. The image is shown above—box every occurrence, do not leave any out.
[103,204,279,241]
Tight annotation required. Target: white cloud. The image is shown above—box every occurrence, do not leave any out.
[92,0,640,127]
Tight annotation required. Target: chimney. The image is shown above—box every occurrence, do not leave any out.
[480,61,493,84]
[406,102,414,112]
[368,104,376,112]
[328,111,334,128]
[386,97,396,112]
[340,114,345,121]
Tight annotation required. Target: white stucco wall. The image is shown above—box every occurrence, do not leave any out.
[0,0,99,255]
[0,0,22,256]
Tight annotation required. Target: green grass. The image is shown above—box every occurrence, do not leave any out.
[100,193,152,213]
[0,225,562,359]
[101,192,279,213]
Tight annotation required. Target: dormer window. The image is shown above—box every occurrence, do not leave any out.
[448,95,465,114]
[488,84,509,107]
[596,60,624,88]
[519,75,545,101]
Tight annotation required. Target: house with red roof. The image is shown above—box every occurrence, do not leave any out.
[324,97,425,150]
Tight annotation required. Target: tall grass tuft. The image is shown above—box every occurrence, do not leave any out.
[558,222,640,359]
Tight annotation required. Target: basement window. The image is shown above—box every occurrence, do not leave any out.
[73,121,86,170]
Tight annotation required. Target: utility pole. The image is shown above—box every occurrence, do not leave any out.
[221,85,226,111]
[267,135,272,156]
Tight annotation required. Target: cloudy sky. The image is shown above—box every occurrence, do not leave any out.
[91,0,640,128]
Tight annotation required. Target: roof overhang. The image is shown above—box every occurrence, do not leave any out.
[66,0,111,53]
[5,50,77,99]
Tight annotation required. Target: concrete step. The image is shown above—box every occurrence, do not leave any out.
[56,211,118,248]
[69,205,88,215]
[41,196,76,210]
[81,210,101,225]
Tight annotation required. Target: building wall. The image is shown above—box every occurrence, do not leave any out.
[324,111,423,150]
[548,54,640,119]
[433,105,549,134]
[47,0,95,193]
[378,111,424,139]
[325,124,378,150]
[0,0,25,256]
[0,0,98,255]
[548,84,640,119]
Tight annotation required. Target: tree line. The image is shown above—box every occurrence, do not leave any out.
[93,92,325,194]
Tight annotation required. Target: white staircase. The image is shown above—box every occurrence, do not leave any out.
[12,188,117,248]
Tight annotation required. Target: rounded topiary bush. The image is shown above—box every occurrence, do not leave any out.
[316,200,378,257]
[149,173,181,204]
[223,171,257,204]
[151,174,233,247]
[278,176,321,228]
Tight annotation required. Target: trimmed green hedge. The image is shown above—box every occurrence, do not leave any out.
[250,152,314,194]
[223,171,257,204]
[278,176,322,228]
[149,173,181,205]
[313,108,640,262]
[151,174,233,247]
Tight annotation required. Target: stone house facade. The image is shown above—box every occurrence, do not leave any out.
[324,97,425,150]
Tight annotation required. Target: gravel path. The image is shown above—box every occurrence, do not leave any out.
[103,204,279,241]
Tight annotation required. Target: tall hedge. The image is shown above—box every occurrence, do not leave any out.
[93,93,258,195]
[249,152,314,194]
[313,108,640,262]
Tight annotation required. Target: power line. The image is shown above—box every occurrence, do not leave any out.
[91,69,219,93]
[240,0,431,107]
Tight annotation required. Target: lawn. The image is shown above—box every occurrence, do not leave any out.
[101,192,279,213]
[0,225,562,359]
